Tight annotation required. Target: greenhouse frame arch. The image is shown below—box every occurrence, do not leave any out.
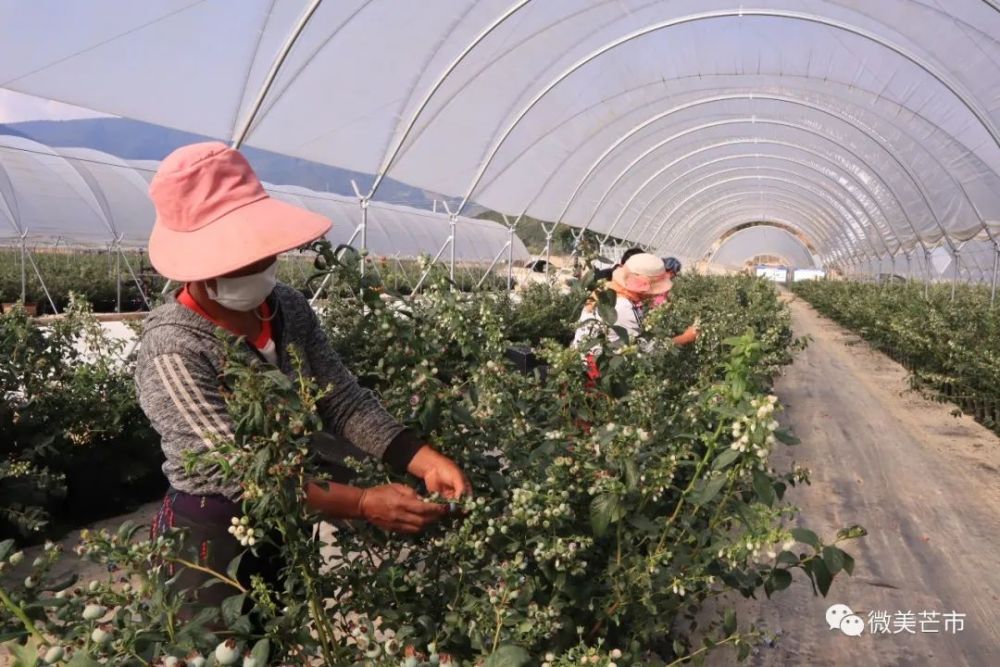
[1,0,1000,297]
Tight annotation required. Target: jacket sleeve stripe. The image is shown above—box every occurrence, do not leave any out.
[153,354,231,446]
[152,355,216,448]
[164,353,235,439]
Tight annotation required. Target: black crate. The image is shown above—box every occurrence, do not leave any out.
[505,346,549,381]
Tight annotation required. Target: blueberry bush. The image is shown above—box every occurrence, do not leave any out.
[0,258,864,665]
[0,298,163,540]
[793,280,1000,434]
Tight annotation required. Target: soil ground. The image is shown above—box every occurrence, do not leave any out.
[708,290,1000,666]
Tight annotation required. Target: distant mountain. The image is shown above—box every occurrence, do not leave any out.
[0,123,30,140]
[0,117,475,212]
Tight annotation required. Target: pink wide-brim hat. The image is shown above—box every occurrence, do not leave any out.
[611,252,673,296]
[148,141,332,282]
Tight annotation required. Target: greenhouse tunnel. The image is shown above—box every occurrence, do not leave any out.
[8,4,1000,663]
[0,134,530,309]
[0,135,529,260]
[1,0,999,291]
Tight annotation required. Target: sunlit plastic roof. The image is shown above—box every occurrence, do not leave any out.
[1,1,999,271]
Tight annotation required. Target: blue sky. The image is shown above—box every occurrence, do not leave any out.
[0,89,110,124]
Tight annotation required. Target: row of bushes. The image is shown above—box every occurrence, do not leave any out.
[792,280,1000,433]
[0,250,165,314]
[0,249,522,315]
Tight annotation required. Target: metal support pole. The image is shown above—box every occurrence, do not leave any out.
[449,214,457,282]
[19,233,27,303]
[541,224,555,276]
[991,242,999,307]
[438,200,458,284]
[568,227,586,260]
[230,0,324,148]
[22,246,58,314]
[475,241,511,290]
[923,249,932,299]
[115,245,122,313]
[951,250,960,301]
[412,237,453,294]
[119,248,151,310]
[566,228,586,277]
[348,181,370,278]
[360,202,369,277]
[503,214,521,291]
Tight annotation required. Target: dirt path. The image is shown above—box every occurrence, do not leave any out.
[709,291,1000,666]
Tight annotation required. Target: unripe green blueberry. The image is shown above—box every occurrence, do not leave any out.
[214,639,240,665]
[82,604,106,620]
[42,646,64,664]
[91,625,112,645]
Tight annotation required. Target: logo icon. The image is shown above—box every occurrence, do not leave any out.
[827,603,864,636]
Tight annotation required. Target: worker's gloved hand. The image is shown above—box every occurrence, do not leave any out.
[407,445,471,500]
[673,324,700,346]
[358,483,446,534]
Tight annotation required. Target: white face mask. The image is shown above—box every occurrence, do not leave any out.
[207,263,277,311]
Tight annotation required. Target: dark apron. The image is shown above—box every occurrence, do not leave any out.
[150,488,286,617]
[148,433,359,617]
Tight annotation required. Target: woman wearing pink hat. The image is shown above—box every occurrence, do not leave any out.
[572,252,697,355]
[137,142,468,612]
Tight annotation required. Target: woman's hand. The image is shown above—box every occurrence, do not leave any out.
[673,323,700,346]
[358,483,447,534]
[305,480,445,534]
[407,446,471,500]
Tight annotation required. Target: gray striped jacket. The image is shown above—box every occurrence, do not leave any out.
[135,283,421,500]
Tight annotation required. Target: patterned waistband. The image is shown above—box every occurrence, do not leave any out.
[151,488,240,537]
